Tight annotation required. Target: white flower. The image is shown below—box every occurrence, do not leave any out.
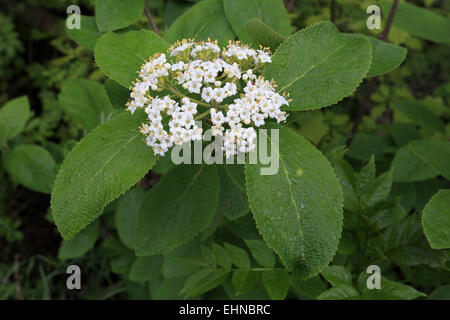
[127,40,288,156]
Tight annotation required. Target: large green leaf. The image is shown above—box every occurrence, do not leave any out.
[51,110,157,240]
[2,145,57,194]
[95,0,145,32]
[164,0,235,47]
[366,36,407,77]
[217,166,249,220]
[58,220,99,260]
[380,0,450,43]
[223,0,290,45]
[66,15,103,50]
[95,30,170,87]
[422,189,450,249]
[245,18,287,51]
[59,79,116,132]
[392,146,438,182]
[129,255,163,282]
[105,79,130,109]
[263,22,371,110]
[114,186,146,249]
[245,124,343,276]
[392,99,445,132]
[0,96,31,142]
[409,140,450,180]
[135,165,219,255]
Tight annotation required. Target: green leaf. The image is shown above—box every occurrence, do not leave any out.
[0,96,31,142]
[162,240,200,279]
[224,243,251,269]
[59,79,116,132]
[390,123,421,147]
[66,15,103,50]
[164,0,193,27]
[427,285,450,300]
[263,22,371,111]
[337,232,356,255]
[291,275,327,300]
[380,0,450,43]
[224,163,246,193]
[356,156,375,197]
[129,255,163,282]
[212,243,232,269]
[95,0,145,32]
[409,140,450,180]
[114,186,146,249]
[136,165,219,255]
[383,213,423,251]
[105,79,130,109]
[51,110,157,240]
[316,285,360,300]
[422,189,450,249]
[217,166,249,220]
[321,265,353,287]
[365,170,393,207]
[392,146,438,182]
[3,145,57,194]
[223,0,290,45]
[180,268,230,298]
[150,277,186,300]
[347,133,386,161]
[366,36,407,77]
[244,239,275,268]
[232,270,259,295]
[58,220,99,260]
[392,99,445,132]
[95,30,170,87]
[361,276,426,300]
[164,0,235,47]
[245,124,343,276]
[245,18,287,51]
[327,147,359,212]
[435,83,450,98]
[261,269,291,300]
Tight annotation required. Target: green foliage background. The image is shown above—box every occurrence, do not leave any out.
[0,0,449,300]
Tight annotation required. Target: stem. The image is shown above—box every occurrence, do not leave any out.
[283,0,296,12]
[379,0,399,41]
[144,1,160,36]
[168,86,210,107]
[346,0,399,147]
[195,109,211,120]
[330,0,336,23]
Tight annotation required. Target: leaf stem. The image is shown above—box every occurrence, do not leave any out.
[168,86,210,107]
[346,0,399,147]
[194,109,211,120]
[144,1,160,36]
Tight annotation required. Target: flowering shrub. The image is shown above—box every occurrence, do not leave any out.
[127,40,288,157]
[1,0,449,300]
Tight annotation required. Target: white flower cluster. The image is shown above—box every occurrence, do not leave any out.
[126,39,289,157]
